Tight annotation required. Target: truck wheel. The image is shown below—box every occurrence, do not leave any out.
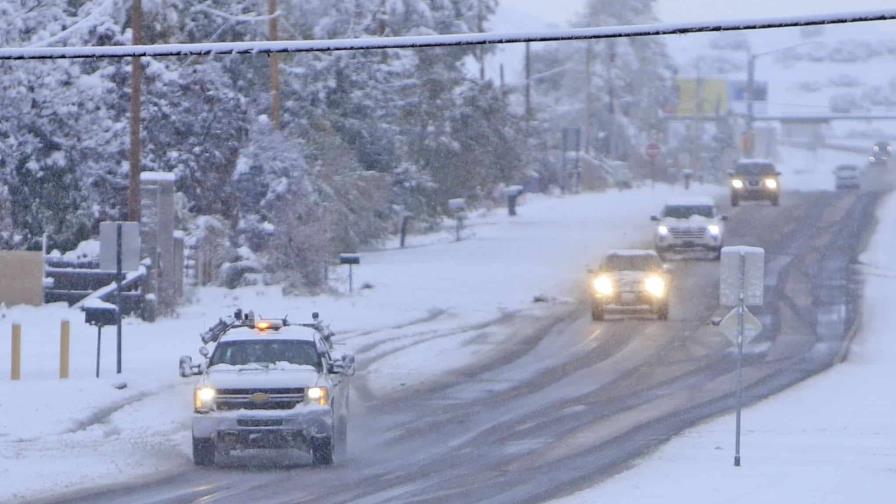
[657,303,669,321]
[312,436,334,466]
[193,437,215,467]
[731,195,740,207]
[712,247,722,261]
[591,303,605,321]
[771,196,780,206]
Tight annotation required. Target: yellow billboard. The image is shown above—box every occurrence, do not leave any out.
[675,79,729,116]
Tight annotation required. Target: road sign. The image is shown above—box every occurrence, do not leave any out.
[720,246,765,307]
[718,306,763,344]
[645,143,662,160]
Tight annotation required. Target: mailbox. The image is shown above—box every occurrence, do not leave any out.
[84,304,119,327]
[339,254,361,265]
[448,198,467,212]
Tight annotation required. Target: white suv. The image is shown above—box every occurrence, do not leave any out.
[179,312,354,466]
[652,198,727,260]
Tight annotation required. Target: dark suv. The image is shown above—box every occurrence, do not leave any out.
[730,160,780,207]
[870,141,891,164]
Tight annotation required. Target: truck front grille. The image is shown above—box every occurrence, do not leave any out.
[215,388,305,411]
[669,227,706,240]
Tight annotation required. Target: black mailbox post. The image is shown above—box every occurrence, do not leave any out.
[339,254,361,293]
[84,304,119,378]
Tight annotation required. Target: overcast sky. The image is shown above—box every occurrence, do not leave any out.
[498,0,896,26]
[489,0,896,81]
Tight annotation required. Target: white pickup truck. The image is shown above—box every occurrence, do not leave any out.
[180,312,354,466]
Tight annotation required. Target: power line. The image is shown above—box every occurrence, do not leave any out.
[1,9,895,60]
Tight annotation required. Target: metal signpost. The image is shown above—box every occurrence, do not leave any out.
[448,198,467,241]
[116,223,123,374]
[645,143,661,183]
[84,304,119,379]
[339,254,361,293]
[719,246,765,467]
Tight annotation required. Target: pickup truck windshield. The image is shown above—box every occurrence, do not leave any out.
[663,205,714,219]
[602,255,661,271]
[735,163,776,176]
[210,340,322,369]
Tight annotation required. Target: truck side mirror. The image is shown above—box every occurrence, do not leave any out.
[179,356,194,378]
[720,215,729,221]
[330,354,356,376]
[650,215,660,222]
[179,356,204,377]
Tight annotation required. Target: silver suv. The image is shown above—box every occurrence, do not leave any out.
[652,198,727,260]
[179,311,355,466]
[588,250,670,321]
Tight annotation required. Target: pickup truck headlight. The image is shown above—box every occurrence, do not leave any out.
[306,386,330,406]
[656,225,670,236]
[592,275,614,297]
[194,387,216,413]
[764,178,778,190]
[644,275,667,298]
[731,179,744,189]
[707,224,721,236]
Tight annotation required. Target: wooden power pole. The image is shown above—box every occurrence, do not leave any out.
[584,42,593,155]
[268,0,282,129]
[128,0,143,221]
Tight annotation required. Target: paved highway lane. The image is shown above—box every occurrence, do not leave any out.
[47,188,881,504]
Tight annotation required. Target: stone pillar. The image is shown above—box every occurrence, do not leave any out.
[173,232,184,302]
[140,172,176,313]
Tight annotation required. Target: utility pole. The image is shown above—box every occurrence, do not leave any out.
[584,42,593,156]
[607,40,617,158]
[268,0,282,129]
[745,52,756,157]
[477,0,485,81]
[499,63,505,95]
[128,0,143,221]
[525,42,532,121]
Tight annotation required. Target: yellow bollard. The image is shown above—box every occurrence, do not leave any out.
[60,320,70,379]
[11,323,21,381]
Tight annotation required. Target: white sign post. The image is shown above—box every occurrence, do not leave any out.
[719,246,765,468]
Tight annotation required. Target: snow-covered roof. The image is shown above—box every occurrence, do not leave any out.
[664,197,716,207]
[736,158,775,165]
[219,325,317,343]
[606,249,659,258]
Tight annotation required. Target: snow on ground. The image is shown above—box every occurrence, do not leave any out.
[0,183,722,502]
[554,195,896,504]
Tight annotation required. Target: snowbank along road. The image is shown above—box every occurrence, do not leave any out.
[46,186,882,504]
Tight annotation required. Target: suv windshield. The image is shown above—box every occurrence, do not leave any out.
[663,205,714,219]
[735,162,776,176]
[210,340,321,370]
[602,255,661,271]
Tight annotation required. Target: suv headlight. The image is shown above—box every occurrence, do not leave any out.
[707,224,721,236]
[657,225,670,236]
[644,275,666,298]
[306,386,330,406]
[592,275,614,296]
[764,178,778,190]
[194,387,216,413]
[731,179,744,189]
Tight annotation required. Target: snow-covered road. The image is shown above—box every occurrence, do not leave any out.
[2,183,718,502]
[557,190,896,504]
[30,185,882,504]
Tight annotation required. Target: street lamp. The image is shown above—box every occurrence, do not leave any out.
[745,41,823,155]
